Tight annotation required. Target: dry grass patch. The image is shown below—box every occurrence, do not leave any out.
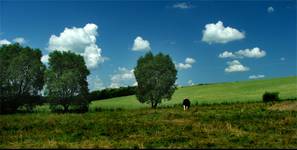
[268,101,297,111]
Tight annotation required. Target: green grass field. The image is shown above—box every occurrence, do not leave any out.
[1,76,297,148]
[1,100,297,148]
[89,76,297,110]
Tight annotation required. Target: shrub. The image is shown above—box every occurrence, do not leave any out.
[49,104,64,113]
[0,95,45,114]
[262,92,280,102]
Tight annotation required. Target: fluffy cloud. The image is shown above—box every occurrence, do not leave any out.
[132,36,151,51]
[41,55,49,64]
[172,2,193,9]
[225,60,249,73]
[185,57,196,64]
[13,37,26,44]
[88,75,105,91]
[188,80,194,86]
[267,6,274,13]
[280,57,285,61]
[176,57,196,70]
[235,47,266,58]
[0,39,11,46]
[0,37,27,46]
[110,67,136,88]
[202,21,245,44]
[219,51,236,58]
[176,63,192,70]
[133,81,138,86]
[219,47,266,59]
[249,74,265,79]
[48,23,105,69]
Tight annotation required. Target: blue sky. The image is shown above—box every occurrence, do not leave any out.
[0,0,296,91]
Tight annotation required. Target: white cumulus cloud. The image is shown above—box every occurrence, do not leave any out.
[176,57,196,70]
[172,2,193,9]
[267,6,274,13]
[110,67,136,88]
[132,36,151,51]
[225,60,249,73]
[219,47,266,59]
[133,81,138,86]
[176,63,192,70]
[249,74,265,79]
[48,23,106,69]
[219,51,236,58]
[13,37,26,44]
[202,21,245,44]
[235,47,266,58]
[0,39,11,46]
[41,55,49,64]
[185,57,196,64]
[188,80,194,86]
[88,75,105,91]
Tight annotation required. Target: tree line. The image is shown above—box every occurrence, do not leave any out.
[89,86,136,101]
[1,43,90,113]
[0,43,177,114]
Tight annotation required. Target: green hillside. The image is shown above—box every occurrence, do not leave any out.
[90,76,297,110]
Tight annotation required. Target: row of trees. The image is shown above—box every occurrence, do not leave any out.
[0,44,90,113]
[89,86,136,101]
[1,44,178,113]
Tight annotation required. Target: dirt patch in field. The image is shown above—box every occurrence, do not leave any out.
[268,101,297,111]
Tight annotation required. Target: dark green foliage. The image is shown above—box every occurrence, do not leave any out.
[134,52,177,108]
[16,95,45,113]
[45,51,90,113]
[89,86,136,101]
[0,43,45,114]
[263,92,280,102]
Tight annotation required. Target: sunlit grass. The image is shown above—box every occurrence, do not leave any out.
[90,76,297,109]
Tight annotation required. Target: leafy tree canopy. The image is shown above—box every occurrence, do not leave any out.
[45,51,90,112]
[134,52,177,108]
[0,43,45,113]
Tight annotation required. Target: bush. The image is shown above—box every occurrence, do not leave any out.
[0,96,20,114]
[49,104,64,113]
[262,92,280,102]
[48,96,89,113]
[0,95,45,114]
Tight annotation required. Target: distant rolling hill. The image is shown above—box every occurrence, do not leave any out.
[90,76,297,110]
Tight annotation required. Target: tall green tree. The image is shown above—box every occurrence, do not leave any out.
[0,43,45,113]
[45,51,90,112]
[134,52,177,108]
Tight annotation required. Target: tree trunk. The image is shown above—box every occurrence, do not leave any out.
[152,102,157,109]
[64,105,69,113]
[154,103,158,109]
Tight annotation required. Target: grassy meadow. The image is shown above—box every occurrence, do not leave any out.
[1,100,297,148]
[89,76,297,110]
[1,76,297,148]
